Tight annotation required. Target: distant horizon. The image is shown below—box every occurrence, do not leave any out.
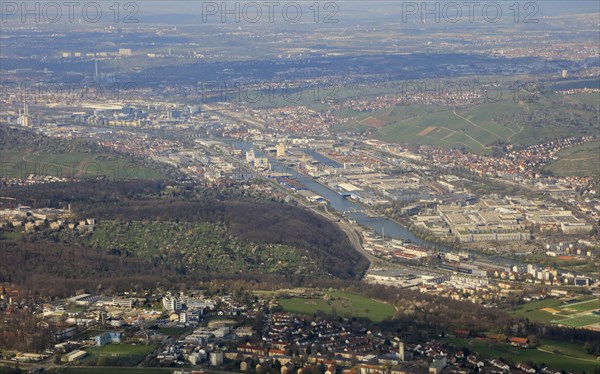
[85,1,600,26]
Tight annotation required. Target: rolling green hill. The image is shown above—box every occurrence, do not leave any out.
[0,150,165,180]
[543,142,600,178]
[0,126,166,180]
[335,90,599,154]
[78,220,320,276]
[3,181,369,285]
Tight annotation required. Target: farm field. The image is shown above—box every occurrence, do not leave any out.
[278,290,395,323]
[372,99,580,153]
[508,297,600,329]
[558,298,600,312]
[334,91,598,153]
[0,150,165,180]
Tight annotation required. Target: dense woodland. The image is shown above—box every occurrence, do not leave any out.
[83,198,366,279]
[0,240,173,296]
[1,181,369,286]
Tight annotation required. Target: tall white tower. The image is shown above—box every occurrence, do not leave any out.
[399,341,405,361]
[19,102,30,127]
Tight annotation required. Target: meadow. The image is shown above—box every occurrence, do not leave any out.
[278,290,395,323]
[81,344,154,367]
[508,297,599,329]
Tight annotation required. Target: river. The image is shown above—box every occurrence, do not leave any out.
[229,140,452,251]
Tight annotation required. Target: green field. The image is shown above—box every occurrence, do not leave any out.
[543,142,600,178]
[557,314,600,328]
[509,298,566,323]
[278,290,395,323]
[333,90,599,153]
[376,107,509,152]
[540,338,599,360]
[81,344,154,366]
[372,99,590,153]
[564,92,600,107]
[332,105,438,134]
[0,231,23,241]
[509,297,600,328]
[445,337,599,373]
[558,298,600,313]
[0,150,165,180]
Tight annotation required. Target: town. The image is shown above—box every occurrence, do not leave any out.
[1,2,599,373]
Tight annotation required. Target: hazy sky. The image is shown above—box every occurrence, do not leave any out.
[138,1,599,16]
[127,1,600,28]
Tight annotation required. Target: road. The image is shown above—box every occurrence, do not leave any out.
[314,206,379,274]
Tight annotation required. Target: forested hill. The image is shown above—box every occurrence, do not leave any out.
[2,182,369,287]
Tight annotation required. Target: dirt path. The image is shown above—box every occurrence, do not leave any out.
[452,109,503,141]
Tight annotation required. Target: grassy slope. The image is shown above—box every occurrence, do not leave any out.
[334,89,599,154]
[279,290,395,323]
[543,142,600,178]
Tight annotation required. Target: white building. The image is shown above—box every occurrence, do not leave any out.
[65,350,87,362]
[210,351,223,366]
[162,295,183,311]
